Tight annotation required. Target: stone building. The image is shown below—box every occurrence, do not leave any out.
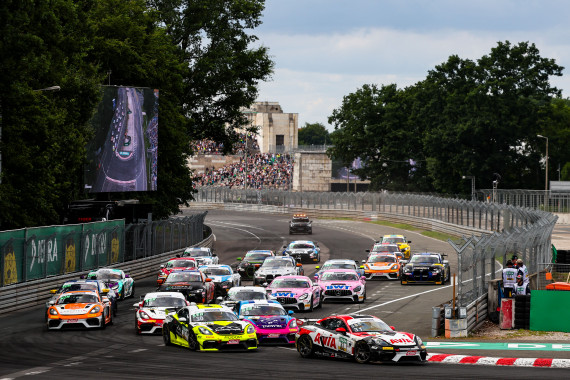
[244,101,298,154]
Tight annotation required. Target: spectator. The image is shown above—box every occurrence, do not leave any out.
[514,274,530,295]
[502,260,517,298]
[516,258,529,285]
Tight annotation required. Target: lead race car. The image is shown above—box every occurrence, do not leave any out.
[295,314,427,364]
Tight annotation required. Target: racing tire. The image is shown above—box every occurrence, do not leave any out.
[361,291,366,303]
[163,326,172,346]
[309,231,312,235]
[309,296,314,312]
[100,314,107,330]
[297,334,316,358]
[120,290,125,301]
[188,331,199,351]
[130,284,135,298]
[354,342,372,364]
[135,319,141,335]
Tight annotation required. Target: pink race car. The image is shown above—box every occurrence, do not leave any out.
[235,300,298,344]
[266,275,322,312]
[317,269,366,303]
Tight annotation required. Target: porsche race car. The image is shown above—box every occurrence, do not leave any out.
[86,268,134,300]
[183,247,219,266]
[217,286,268,308]
[134,292,189,334]
[234,300,298,344]
[362,253,401,280]
[380,235,411,259]
[47,290,113,330]
[162,304,258,351]
[295,314,427,363]
[254,256,304,286]
[157,257,198,285]
[236,250,275,279]
[199,264,241,297]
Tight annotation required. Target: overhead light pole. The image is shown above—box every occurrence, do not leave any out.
[462,175,475,201]
[537,135,549,191]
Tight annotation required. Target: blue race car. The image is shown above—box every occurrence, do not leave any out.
[199,264,241,297]
[234,300,298,345]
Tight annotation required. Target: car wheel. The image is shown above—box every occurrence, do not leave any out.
[163,326,172,346]
[100,314,107,330]
[297,334,315,358]
[130,284,135,298]
[362,291,366,302]
[108,310,113,326]
[135,319,141,335]
[354,341,372,364]
[309,231,312,235]
[308,296,314,312]
[188,331,199,351]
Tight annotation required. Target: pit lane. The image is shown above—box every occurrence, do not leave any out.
[0,209,567,379]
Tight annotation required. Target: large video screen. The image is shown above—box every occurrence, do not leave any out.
[84,86,158,193]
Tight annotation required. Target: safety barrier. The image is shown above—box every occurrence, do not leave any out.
[0,233,214,316]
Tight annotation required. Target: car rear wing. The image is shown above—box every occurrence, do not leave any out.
[296,318,320,327]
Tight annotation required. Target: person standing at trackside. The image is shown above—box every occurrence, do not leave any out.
[516,259,529,285]
[514,274,530,295]
[502,260,518,297]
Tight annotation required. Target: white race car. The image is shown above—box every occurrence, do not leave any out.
[134,292,189,334]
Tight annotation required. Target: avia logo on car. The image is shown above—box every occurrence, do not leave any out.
[390,338,414,344]
[325,285,350,290]
[313,333,337,349]
[273,292,295,297]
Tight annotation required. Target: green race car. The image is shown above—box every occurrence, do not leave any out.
[162,304,258,351]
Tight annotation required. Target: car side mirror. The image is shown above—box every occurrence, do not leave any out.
[48,300,55,305]
[335,327,347,334]
[296,263,302,267]
[50,289,57,294]
[288,310,294,315]
[361,276,366,281]
[213,253,217,256]
[125,274,130,278]
[160,264,165,268]
[262,282,268,288]
[216,296,223,304]
[132,303,140,308]
[315,266,320,269]
[361,259,366,263]
[408,241,411,243]
[365,249,370,253]
[205,278,212,282]
[390,326,395,331]
[178,317,187,323]
[236,257,242,261]
[443,260,449,264]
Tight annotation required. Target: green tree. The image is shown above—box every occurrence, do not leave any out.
[298,122,330,145]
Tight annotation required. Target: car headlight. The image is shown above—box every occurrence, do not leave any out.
[49,308,58,315]
[198,326,213,335]
[111,284,119,290]
[298,293,309,300]
[354,286,362,292]
[289,319,297,328]
[90,306,101,314]
[403,267,411,273]
[246,324,255,334]
[390,264,398,270]
[375,338,389,346]
[432,267,441,273]
[139,310,151,319]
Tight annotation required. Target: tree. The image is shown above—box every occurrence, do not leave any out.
[298,122,330,145]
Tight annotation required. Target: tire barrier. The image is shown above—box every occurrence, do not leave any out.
[514,294,531,329]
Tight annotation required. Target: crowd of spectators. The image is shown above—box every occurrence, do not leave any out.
[194,153,293,190]
[192,133,259,155]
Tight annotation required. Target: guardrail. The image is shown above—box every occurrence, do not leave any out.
[0,232,214,316]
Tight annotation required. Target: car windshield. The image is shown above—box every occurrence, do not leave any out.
[321,272,359,281]
[322,263,355,271]
[92,270,122,280]
[241,305,286,316]
[167,260,196,268]
[185,249,211,257]
[373,245,398,252]
[410,256,440,264]
[289,243,314,249]
[245,252,271,261]
[166,272,202,283]
[228,290,267,301]
[382,237,405,244]
[270,279,310,288]
[202,267,231,276]
[57,293,99,304]
[60,283,98,292]
[348,318,392,333]
[369,255,397,263]
[262,260,293,269]
[191,311,237,322]
[144,296,186,307]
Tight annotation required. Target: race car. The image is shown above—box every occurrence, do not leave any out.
[400,252,450,285]
[362,253,401,280]
[47,279,118,318]
[236,250,275,279]
[162,304,258,351]
[157,257,198,285]
[366,243,404,260]
[234,300,298,344]
[254,256,304,286]
[289,213,312,235]
[316,269,366,303]
[217,286,269,308]
[282,241,320,263]
[86,268,134,300]
[183,247,219,266]
[46,290,113,330]
[266,275,321,312]
[157,269,216,303]
[295,314,427,363]
[314,259,364,281]
[199,264,241,296]
[133,292,189,334]
[380,235,411,259]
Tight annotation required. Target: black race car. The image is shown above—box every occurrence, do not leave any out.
[400,252,450,285]
[157,270,216,303]
[289,214,312,235]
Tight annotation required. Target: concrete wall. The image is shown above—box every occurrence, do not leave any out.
[292,152,331,192]
[245,101,298,154]
[188,155,242,176]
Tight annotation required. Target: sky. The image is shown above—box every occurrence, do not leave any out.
[254,0,570,131]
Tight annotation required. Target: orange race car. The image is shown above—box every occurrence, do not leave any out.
[361,253,401,280]
[46,290,113,330]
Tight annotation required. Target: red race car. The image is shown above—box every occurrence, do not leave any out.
[296,314,426,364]
[157,257,198,285]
